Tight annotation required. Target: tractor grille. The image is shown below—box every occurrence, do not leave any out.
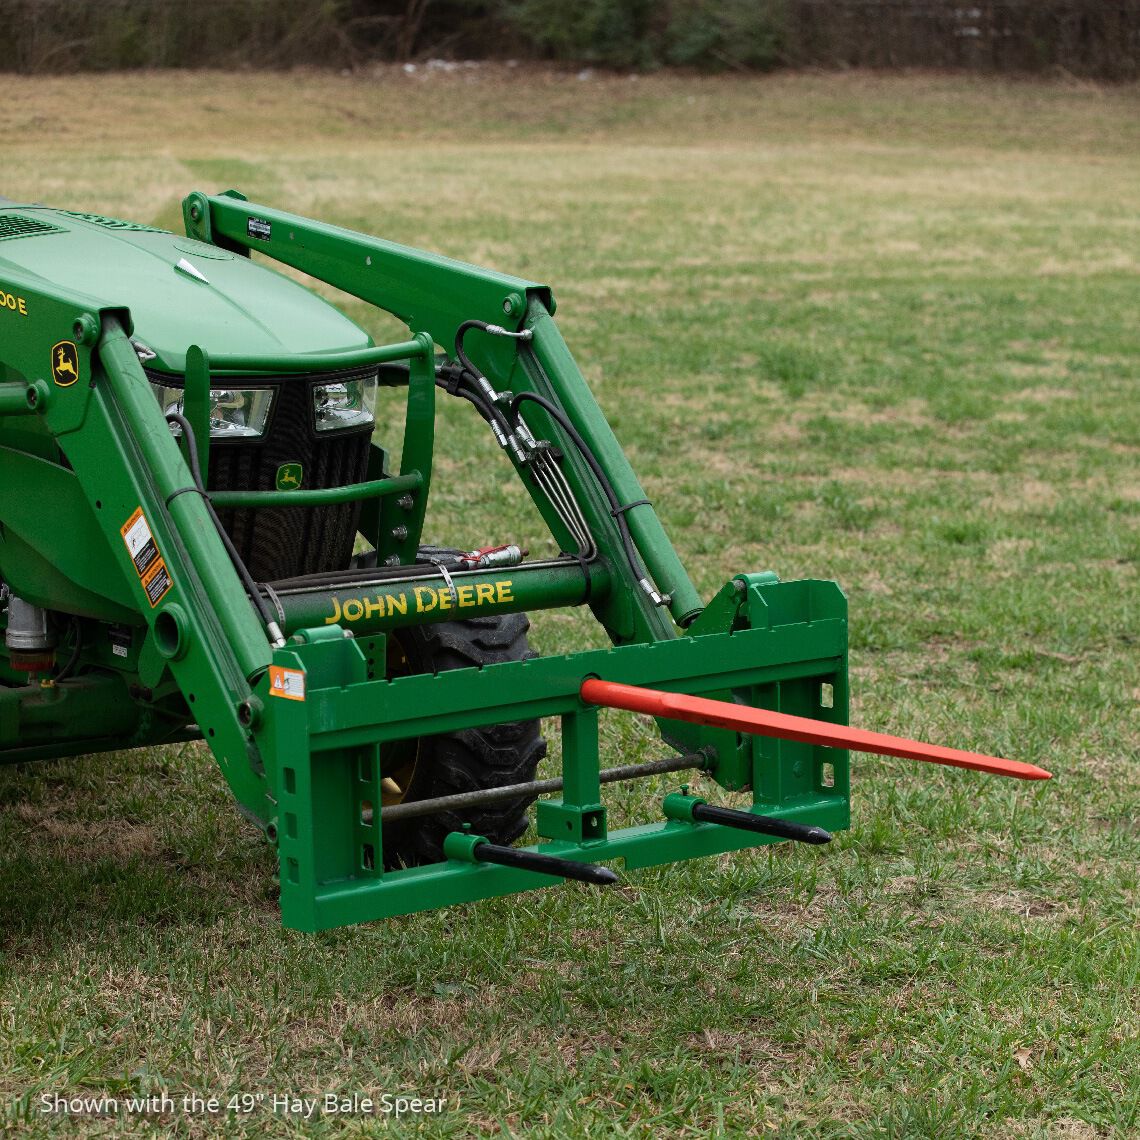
[0,214,66,242]
[205,376,372,582]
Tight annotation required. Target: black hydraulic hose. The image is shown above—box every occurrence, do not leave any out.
[435,364,517,444]
[436,372,598,571]
[451,322,531,443]
[447,380,506,431]
[447,325,660,600]
[378,353,514,441]
[164,413,279,638]
[508,390,653,595]
[454,319,492,381]
[445,328,658,599]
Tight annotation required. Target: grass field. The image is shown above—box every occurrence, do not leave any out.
[1,67,1138,1137]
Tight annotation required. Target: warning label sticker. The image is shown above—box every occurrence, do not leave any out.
[142,560,173,607]
[268,665,306,702]
[121,507,159,577]
[121,507,173,607]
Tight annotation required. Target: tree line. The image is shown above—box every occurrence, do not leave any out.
[2,0,1136,79]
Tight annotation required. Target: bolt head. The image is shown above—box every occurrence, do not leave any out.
[71,312,99,347]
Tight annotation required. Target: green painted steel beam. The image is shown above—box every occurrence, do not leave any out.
[182,191,549,347]
[274,559,607,637]
[0,382,36,415]
[292,799,850,929]
[209,471,422,509]
[301,608,846,750]
[30,316,277,824]
[205,338,430,374]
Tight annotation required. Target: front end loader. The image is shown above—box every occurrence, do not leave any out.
[0,192,1048,930]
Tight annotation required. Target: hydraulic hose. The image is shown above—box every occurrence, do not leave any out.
[454,319,497,381]
[446,322,667,605]
[508,390,662,604]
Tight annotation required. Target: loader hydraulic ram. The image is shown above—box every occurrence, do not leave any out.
[0,192,1049,929]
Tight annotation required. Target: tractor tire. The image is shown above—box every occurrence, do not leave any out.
[380,612,547,868]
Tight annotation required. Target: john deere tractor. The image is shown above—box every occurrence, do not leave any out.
[0,191,1047,930]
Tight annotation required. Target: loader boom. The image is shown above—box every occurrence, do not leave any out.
[0,192,1045,929]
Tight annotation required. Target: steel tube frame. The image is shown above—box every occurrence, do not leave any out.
[209,471,421,509]
[205,338,429,374]
[0,383,34,416]
[273,559,609,637]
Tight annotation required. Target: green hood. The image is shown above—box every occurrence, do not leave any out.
[0,204,370,373]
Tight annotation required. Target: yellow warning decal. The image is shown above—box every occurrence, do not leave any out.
[140,558,173,607]
[268,665,306,701]
[120,506,173,607]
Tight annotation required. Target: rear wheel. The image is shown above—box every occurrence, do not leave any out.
[380,611,547,867]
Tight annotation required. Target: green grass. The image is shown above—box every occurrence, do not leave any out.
[1,67,1138,1137]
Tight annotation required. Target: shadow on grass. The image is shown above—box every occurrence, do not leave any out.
[0,748,279,951]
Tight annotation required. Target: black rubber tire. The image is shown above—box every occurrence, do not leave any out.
[381,612,547,867]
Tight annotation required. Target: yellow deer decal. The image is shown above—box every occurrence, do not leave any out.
[53,345,78,384]
[276,463,303,490]
[50,342,78,387]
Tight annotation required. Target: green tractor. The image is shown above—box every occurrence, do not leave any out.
[0,191,1047,930]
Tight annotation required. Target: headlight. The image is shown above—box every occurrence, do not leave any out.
[152,382,275,439]
[312,375,376,433]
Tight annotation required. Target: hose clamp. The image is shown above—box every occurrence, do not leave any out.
[426,556,458,610]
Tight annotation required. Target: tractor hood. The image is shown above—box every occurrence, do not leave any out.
[0,204,371,373]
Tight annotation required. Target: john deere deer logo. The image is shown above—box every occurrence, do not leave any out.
[51,341,79,387]
[276,463,303,490]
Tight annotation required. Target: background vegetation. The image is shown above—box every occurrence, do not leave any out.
[1,0,1137,79]
[1,69,1138,1135]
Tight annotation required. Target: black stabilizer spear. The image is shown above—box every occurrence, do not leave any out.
[690,802,832,845]
[443,830,620,885]
[473,842,619,885]
[663,791,832,845]
[471,843,620,884]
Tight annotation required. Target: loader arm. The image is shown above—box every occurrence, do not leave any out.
[183,190,701,644]
[0,192,1045,930]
